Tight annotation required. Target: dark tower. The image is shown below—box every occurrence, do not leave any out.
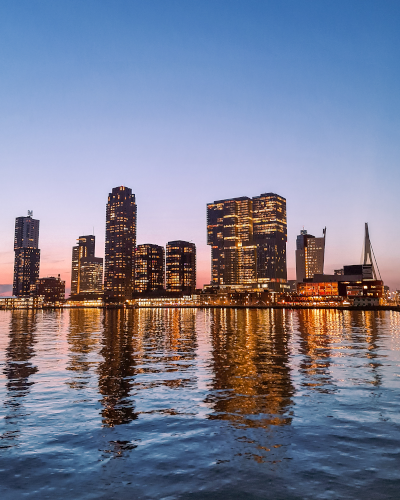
[135,244,165,293]
[13,212,40,297]
[104,186,137,301]
[166,241,196,295]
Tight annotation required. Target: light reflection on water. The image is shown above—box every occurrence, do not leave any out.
[0,308,399,499]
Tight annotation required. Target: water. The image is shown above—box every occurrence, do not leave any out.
[0,308,399,499]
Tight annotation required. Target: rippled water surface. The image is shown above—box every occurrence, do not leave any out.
[0,308,399,499]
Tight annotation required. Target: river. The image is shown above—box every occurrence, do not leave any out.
[0,308,399,499]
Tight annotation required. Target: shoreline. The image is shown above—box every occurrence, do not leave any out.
[1,304,399,312]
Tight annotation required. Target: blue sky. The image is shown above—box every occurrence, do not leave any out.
[1,0,399,291]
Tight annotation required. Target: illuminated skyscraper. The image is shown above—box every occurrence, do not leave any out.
[13,211,40,296]
[135,244,165,293]
[79,257,103,293]
[71,235,96,294]
[207,193,287,288]
[166,241,196,294]
[104,186,137,301]
[296,228,326,282]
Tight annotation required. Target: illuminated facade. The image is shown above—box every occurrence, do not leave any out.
[297,281,338,297]
[13,212,40,296]
[166,241,196,294]
[135,244,165,293]
[207,193,287,287]
[104,186,137,300]
[79,257,103,293]
[71,235,98,294]
[296,228,326,282]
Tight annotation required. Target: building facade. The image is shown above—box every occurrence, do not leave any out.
[34,275,65,304]
[71,235,98,294]
[166,241,196,294]
[207,193,287,288]
[135,244,165,293]
[104,186,137,301]
[79,257,103,293]
[295,228,326,282]
[13,212,40,296]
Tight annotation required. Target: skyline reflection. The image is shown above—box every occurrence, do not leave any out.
[1,311,38,446]
[205,309,294,428]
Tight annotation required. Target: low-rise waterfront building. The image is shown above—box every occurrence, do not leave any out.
[34,275,65,304]
[0,296,44,310]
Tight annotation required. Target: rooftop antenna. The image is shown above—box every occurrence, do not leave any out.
[362,223,381,280]
[27,210,33,217]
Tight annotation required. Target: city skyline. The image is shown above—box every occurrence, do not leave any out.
[4,189,390,299]
[1,1,399,293]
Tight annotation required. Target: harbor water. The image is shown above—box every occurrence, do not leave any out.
[0,308,399,499]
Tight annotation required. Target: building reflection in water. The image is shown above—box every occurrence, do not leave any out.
[98,310,139,427]
[295,309,386,393]
[97,308,199,430]
[66,309,102,390]
[350,310,385,387]
[205,308,294,429]
[296,309,338,394]
[1,311,38,445]
[135,308,198,391]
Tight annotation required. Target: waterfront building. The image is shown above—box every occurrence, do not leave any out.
[79,257,103,293]
[135,244,165,293]
[104,186,137,301]
[13,211,40,296]
[71,235,97,294]
[296,228,326,282]
[207,193,287,289]
[166,241,196,294]
[34,275,65,304]
[299,270,384,301]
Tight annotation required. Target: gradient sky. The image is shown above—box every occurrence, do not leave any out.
[1,0,400,295]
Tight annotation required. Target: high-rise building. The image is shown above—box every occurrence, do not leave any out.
[13,211,40,296]
[135,244,165,293]
[79,257,103,293]
[166,241,196,294]
[104,186,137,301]
[71,235,96,295]
[296,228,326,282]
[207,193,287,288]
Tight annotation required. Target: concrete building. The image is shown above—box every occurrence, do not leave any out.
[34,275,65,304]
